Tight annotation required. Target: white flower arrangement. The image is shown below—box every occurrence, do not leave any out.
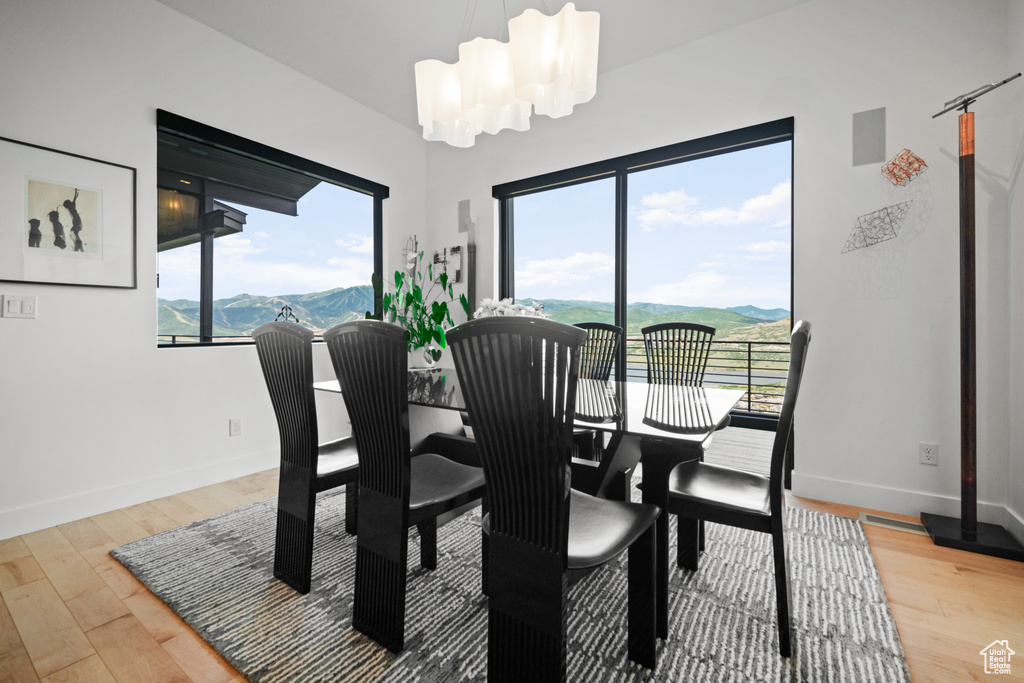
[473,297,546,319]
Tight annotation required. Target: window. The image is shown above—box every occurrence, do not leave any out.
[496,118,793,422]
[156,111,387,345]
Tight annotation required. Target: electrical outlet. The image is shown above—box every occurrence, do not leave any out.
[229,418,241,437]
[919,442,938,466]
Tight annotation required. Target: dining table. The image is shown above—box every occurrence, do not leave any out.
[314,366,744,639]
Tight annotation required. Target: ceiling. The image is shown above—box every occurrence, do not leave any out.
[154,0,809,132]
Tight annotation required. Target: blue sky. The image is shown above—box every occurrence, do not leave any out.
[158,182,374,301]
[513,141,792,310]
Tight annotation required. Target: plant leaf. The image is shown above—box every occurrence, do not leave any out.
[431,300,445,325]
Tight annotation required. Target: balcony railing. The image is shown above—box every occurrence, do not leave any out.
[158,332,791,417]
[158,334,255,345]
[623,336,790,417]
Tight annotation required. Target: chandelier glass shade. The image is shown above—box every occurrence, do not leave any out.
[415,2,599,147]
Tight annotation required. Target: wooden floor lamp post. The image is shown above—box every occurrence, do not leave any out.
[921,72,1024,562]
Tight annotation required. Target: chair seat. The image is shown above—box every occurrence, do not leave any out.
[410,453,485,511]
[667,460,770,517]
[482,490,659,570]
[317,437,359,478]
[568,490,660,569]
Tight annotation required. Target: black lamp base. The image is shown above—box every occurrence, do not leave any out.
[921,512,1024,562]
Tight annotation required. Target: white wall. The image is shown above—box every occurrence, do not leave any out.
[0,0,426,538]
[418,0,1018,524]
[3,0,1019,542]
[1007,2,1024,543]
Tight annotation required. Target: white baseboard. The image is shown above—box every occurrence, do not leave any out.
[791,471,1008,524]
[0,449,278,540]
[1005,506,1024,547]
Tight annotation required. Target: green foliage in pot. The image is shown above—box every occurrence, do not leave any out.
[368,251,470,354]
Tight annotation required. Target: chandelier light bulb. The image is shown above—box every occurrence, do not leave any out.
[415,58,482,148]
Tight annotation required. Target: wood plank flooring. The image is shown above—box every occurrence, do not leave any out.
[1,430,1021,682]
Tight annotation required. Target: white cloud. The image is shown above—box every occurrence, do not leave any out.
[215,234,262,257]
[633,189,700,231]
[737,181,791,225]
[633,270,728,305]
[157,247,201,300]
[515,252,614,288]
[738,240,790,260]
[217,257,374,297]
[158,248,199,278]
[336,234,374,254]
[632,268,788,309]
[634,181,791,231]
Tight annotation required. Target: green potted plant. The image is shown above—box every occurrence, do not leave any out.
[369,250,470,365]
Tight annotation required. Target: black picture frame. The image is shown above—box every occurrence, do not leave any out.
[0,136,137,289]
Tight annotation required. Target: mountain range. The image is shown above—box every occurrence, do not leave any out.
[158,285,790,341]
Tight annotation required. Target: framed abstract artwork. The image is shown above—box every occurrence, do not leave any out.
[0,136,136,288]
[432,245,462,284]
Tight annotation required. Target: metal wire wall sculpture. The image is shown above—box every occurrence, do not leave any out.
[841,201,913,253]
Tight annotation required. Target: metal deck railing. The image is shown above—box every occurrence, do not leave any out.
[623,336,790,416]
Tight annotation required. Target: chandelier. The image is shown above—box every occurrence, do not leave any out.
[415,2,600,148]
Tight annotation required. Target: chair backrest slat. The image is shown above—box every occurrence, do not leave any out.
[575,322,622,381]
[324,321,410,499]
[450,317,587,555]
[641,322,716,386]
[253,322,318,470]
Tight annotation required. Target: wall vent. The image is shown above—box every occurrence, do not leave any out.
[858,512,928,535]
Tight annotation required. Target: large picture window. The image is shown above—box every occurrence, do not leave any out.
[496,118,793,424]
[156,111,387,345]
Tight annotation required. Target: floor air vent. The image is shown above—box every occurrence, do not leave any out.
[858,512,928,535]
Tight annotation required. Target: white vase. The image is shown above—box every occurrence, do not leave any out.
[409,345,442,369]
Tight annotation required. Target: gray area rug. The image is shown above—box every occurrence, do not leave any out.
[111,488,910,682]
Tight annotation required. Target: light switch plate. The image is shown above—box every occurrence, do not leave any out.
[2,295,36,318]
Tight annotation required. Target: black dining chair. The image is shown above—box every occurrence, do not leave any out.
[449,316,660,681]
[323,320,486,653]
[666,320,811,657]
[641,321,727,553]
[576,321,621,382]
[641,321,716,386]
[252,322,359,595]
[571,322,621,462]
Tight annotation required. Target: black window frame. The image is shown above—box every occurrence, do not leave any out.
[156,110,388,347]
[493,117,795,385]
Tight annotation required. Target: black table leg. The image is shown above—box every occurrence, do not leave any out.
[637,436,705,640]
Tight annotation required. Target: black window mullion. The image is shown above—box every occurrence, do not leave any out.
[199,230,214,343]
[373,194,384,319]
[499,198,514,299]
[614,170,628,382]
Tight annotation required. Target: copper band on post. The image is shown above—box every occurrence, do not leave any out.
[959,112,975,156]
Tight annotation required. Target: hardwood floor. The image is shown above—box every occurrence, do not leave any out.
[0,471,278,683]
[1,444,1022,681]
